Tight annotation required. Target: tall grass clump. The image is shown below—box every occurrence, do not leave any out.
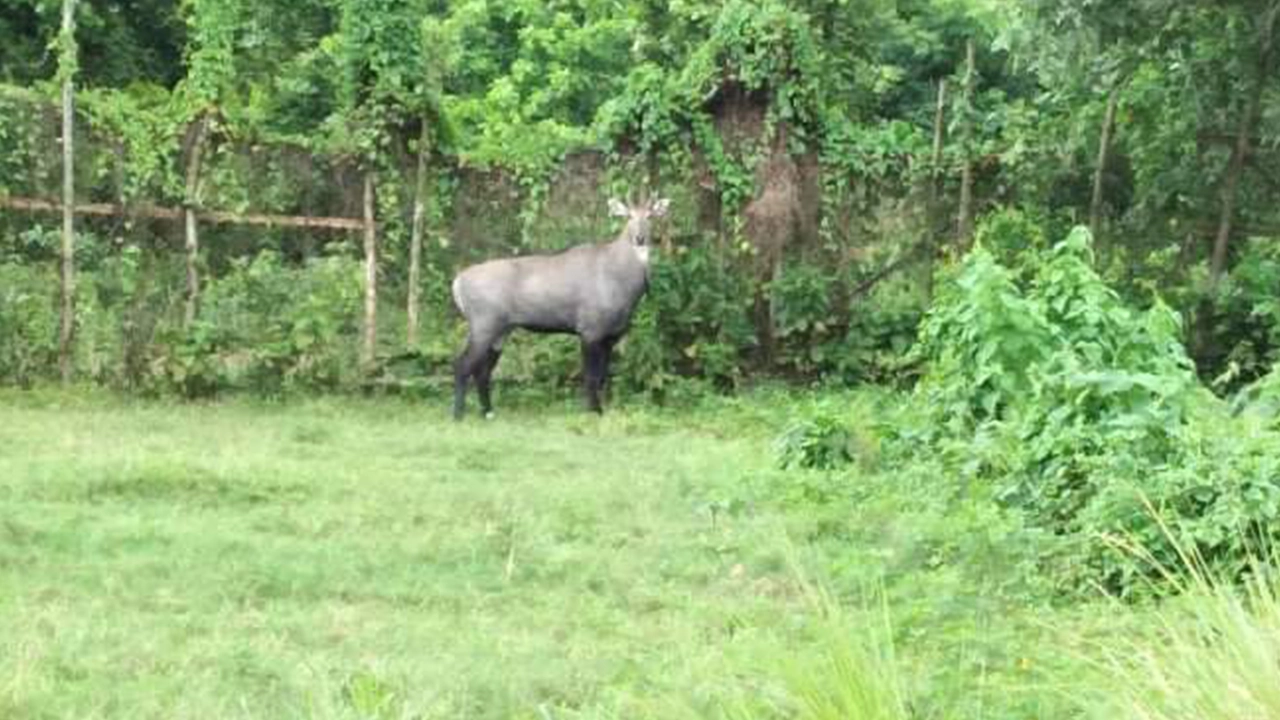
[774,582,910,720]
[779,631,909,719]
[681,577,911,720]
[1077,538,1280,720]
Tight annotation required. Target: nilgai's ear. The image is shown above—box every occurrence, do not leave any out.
[608,198,630,218]
[650,197,671,217]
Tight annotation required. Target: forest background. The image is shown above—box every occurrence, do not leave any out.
[1,0,1277,401]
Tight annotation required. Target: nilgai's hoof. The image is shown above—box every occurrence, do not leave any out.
[484,411,495,421]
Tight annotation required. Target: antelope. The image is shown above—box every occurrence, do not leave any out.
[450,196,670,419]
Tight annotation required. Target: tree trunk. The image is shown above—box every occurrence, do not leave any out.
[1196,3,1279,362]
[362,171,378,370]
[1178,231,1197,273]
[407,124,430,349]
[57,0,77,385]
[1089,86,1120,249]
[956,39,977,249]
[183,114,210,329]
[925,78,947,303]
[1210,2,1277,290]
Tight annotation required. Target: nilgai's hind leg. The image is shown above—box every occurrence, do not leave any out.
[453,331,498,420]
[581,339,608,414]
[475,346,503,418]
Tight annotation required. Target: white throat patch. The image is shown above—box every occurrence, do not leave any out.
[632,244,651,265]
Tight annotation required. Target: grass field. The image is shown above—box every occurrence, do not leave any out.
[0,390,851,718]
[6,389,1269,720]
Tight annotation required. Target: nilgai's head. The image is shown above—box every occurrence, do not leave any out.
[609,197,671,255]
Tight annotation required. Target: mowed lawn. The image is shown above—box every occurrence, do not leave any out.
[0,392,811,719]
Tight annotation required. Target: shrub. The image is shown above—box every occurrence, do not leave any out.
[776,408,856,471]
[973,206,1050,280]
[1232,361,1280,428]
[0,262,58,387]
[914,247,1053,433]
[616,244,755,398]
[1199,238,1280,389]
[771,261,837,377]
[153,251,363,397]
[912,225,1280,594]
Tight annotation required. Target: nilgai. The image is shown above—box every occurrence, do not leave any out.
[450,196,670,419]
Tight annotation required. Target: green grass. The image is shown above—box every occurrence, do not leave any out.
[4,388,1279,720]
[0,390,826,718]
[1072,543,1280,720]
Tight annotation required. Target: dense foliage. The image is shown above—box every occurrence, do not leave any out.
[2,0,1277,395]
[774,221,1280,595]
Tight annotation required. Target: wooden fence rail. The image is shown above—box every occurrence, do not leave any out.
[0,196,369,231]
[3,189,384,379]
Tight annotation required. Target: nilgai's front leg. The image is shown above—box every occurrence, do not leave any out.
[581,339,608,414]
[601,337,618,392]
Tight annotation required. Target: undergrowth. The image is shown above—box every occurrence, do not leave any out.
[777,224,1280,598]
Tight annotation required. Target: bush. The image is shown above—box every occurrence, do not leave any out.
[911,225,1280,594]
[1232,361,1280,428]
[973,206,1050,279]
[818,289,922,386]
[1198,238,1280,389]
[771,261,837,378]
[153,251,363,397]
[615,244,755,398]
[0,262,58,387]
[776,406,857,472]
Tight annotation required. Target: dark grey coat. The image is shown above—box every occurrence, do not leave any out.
[450,197,669,418]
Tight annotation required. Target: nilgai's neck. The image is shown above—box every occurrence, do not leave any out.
[608,234,650,270]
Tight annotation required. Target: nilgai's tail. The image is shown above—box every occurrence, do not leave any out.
[451,276,466,316]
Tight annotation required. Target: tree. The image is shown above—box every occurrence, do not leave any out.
[407,16,455,349]
[175,0,242,328]
[1209,0,1279,290]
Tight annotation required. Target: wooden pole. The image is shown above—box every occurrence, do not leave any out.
[407,124,430,349]
[925,78,947,303]
[57,0,78,384]
[956,39,977,249]
[362,172,378,370]
[183,115,210,329]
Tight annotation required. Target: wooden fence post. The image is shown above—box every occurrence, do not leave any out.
[407,124,430,349]
[362,171,378,370]
[956,38,977,250]
[183,114,210,329]
[57,0,78,384]
[924,77,947,303]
